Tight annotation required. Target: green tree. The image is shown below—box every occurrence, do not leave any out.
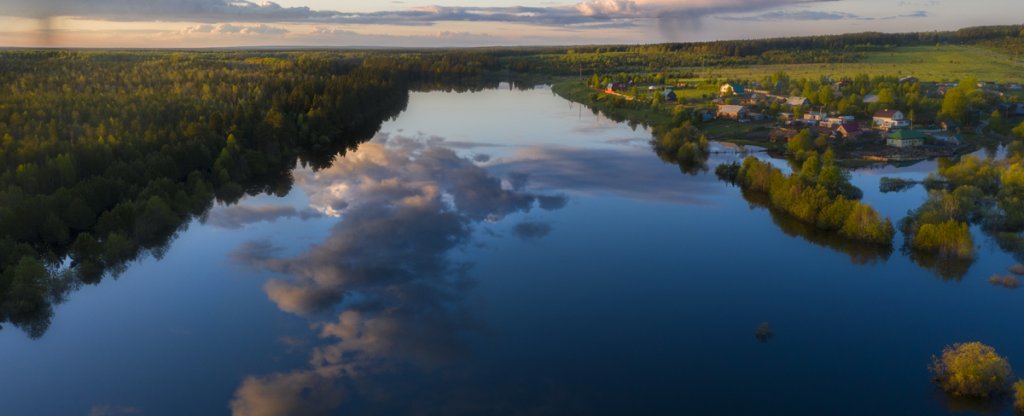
[1014,380,1024,413]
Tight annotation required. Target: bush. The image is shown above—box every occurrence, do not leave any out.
[1010,263,1024,275]
[912,220,974,259]
[988,275,1021,289]
[1015,380,1024,413]
[755,322,773,343]
[931,342,1013,398]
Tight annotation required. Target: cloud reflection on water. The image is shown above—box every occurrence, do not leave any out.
[230,135,566,415]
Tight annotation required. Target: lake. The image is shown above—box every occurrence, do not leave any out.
[1,85,1021,415]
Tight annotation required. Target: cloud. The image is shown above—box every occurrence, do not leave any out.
[229,135,574,415]
[718,10,870,21]
[718,9,929,21]
[487,145,728,206]
[183,23,289,35]
[231,370,346,416]
[87,406,143,416]
[234,134,566,315]
[513,221,553,239]
[1,0,836,28]
[205,204,319,229]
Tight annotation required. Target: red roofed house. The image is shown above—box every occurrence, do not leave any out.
[838,122,863,139]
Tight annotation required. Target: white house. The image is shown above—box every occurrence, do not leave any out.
[873,109,910,131]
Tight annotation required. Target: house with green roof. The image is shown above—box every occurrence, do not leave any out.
[886,129,926,148]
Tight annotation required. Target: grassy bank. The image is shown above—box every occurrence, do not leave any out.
[680,46,1024,83]
[551,79,675,129]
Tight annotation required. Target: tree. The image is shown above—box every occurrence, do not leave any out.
[1015,380,1024,413]
[817,85,834,107]
[940,79,977,123]
[1014,121,1024,138]
[877,88,896,108]
[840,203,895,245]
[931,342,1013,398]
[989,110,1006,134]
[787,129,813,154]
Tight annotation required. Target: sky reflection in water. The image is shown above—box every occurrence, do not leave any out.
[1,86,1023,415]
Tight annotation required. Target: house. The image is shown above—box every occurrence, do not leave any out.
[786,96,809,107]
[863,94,880,104]
[886,129,925,148]
[803,111,827,122]
[743,93,767,105]
[661,89,677,102]
[720,83,746,96]
[838,122,863,139]
[717,104,748,120]
[820,117,847,129]
[606,82,627,93]
[899,76,919,84]
[873,109,910,131]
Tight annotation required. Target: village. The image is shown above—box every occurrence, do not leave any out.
[596,75,1024,163]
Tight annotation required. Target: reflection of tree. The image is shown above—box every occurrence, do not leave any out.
[230,138,565,415]
[739,188,893,266]
[904,248,975,281]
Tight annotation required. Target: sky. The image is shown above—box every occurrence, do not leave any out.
[0,0,1020,48]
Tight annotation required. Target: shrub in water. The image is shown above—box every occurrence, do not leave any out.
[931,342,1013,398]
[988,275,1021,289]
[1015,380,1024,413]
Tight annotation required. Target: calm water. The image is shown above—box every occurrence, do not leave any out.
[1,86,1022,415]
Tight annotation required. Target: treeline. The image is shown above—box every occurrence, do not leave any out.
[490,24,1024,75]
[0,51,413,337]
[717,153,894,246]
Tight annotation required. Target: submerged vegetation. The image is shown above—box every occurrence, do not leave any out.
[899,144,1024,275]
[1015,380,1024,413]
[755,323,773,343]
[879,177,921,193]
[652,122,710,175]
[988,274,1021,289]
[718,154,893,246]
[931,342,1014,399]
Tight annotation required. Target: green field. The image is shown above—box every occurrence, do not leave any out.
[694,46,1024,83]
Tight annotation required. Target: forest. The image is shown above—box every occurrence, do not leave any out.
[0,51,428,337]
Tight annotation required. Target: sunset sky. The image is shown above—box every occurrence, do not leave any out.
[0,0,1020,48]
